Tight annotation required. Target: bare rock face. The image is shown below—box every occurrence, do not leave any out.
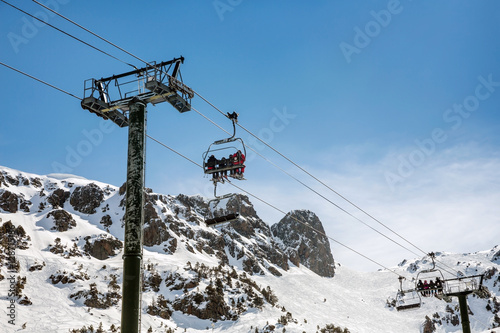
[144,219,172,247]
[47,189,70,209]
[99,214,113,231]
[0,220,31,271]
[70,183,104,214]
[0,190,18,213]
[46,209,77,232]
[226,194,264,238]
[271,210,336,278]
[84,235,122,260]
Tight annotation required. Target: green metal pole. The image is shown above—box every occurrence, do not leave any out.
[121,99,147,333]
[457,293,471,333]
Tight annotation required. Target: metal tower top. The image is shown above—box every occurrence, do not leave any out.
[81,56,193,127]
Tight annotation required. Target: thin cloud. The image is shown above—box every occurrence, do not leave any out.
[243,142,500,271]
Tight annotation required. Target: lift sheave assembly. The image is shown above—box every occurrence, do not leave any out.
[81,56,193,127]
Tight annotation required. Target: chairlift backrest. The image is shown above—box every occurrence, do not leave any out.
[204,193,241,227]
[396,289,421,311]
[395,277,422,311]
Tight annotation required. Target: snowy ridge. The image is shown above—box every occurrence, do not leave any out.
[0,166,499,333]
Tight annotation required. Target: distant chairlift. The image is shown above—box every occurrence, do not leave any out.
[394,252,485,318]
[395,276,422,311]
[202,112,246,182]
[204,185,241,227]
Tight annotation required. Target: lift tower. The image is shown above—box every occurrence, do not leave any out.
[444,274,484,333]
[81,56,193,333]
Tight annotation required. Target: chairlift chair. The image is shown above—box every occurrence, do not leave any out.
[204,193,241,227]
[415,253,446,297]
[202,114,246,181]
[395,276,422,311]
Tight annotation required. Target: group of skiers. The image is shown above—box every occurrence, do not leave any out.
[416,277,444,297]
[205,150,245,182]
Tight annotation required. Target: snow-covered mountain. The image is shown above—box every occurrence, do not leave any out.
[0,165,499,333]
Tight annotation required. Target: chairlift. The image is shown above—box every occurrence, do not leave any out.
[415,252,445,297]
[202,112,246,182]
[204,183,241,227]
[395,276,421,311]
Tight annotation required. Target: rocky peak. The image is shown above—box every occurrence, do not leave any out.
[271,210,336,277]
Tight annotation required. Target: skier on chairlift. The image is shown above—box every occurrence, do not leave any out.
[231,150,245,179]
[417,279,424,292]
[429,280,436,296]
[219,156,228,179]
[206,155,218,181]
[435,277,443,295]
[237,149,245,177]
[228,153,236,177]
[423,280,430,297]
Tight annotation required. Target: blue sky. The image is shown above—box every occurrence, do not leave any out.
[1,0,500,271]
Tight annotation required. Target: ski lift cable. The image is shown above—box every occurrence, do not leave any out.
[31,0,139,70]
[1,55,460,277]
[2,0,136,69]
[191,91,433,260]
[191,106,425,257]
[225,181,401,276]
[0,61,201,173]
[16,2,424,268]
[2,59,460,278]
[192,97,463,277]
[0,61,80,100]
[240,120,427,252]
[153,142,403,274]
[26,0,442,265]
[0,61,401,274]
[19,4,479,277]
[146,135,202,169]
[175,105,460,275]
[148,131,399,274]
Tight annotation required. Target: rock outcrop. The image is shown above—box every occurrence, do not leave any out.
[46,209,77,232]
[47,189,70,209]
[0,189,18,213]
[84,234,122,260]
[69,183,104,214]
[271,210,336,277]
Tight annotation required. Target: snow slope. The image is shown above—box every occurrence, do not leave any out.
[0,166,499,333]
